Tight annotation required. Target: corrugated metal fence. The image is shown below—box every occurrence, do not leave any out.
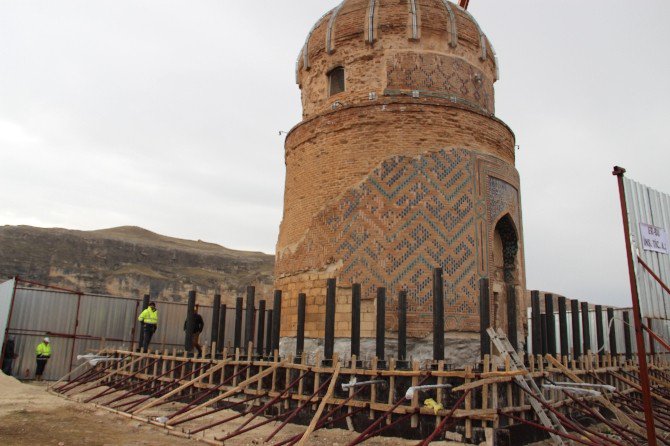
[624,177,670,320]
[1,280,265,380]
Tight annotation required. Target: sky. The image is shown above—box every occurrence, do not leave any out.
[1,1,669,308]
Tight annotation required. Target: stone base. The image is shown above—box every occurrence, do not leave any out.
[279,332,481,368]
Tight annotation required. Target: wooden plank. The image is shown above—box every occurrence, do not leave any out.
[133,360,225,415]
[545,354,644,434]
[167,361,284,425]
[296,362,341,446]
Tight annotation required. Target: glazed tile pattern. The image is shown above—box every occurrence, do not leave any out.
[386,53,494,113]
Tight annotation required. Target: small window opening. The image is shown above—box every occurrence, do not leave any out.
[328,67,345,96]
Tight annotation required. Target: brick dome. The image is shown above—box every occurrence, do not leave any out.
[296,0,499,119]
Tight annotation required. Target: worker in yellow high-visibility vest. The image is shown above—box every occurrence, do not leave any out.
[137,301,158,351]
[35,337,51,381]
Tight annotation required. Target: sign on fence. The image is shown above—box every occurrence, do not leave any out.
[640,222,669,255]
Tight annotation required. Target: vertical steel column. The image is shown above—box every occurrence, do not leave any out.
[211,294,221,352]
[256,300,266,356]
[376,287,386,361]
[571,299,581,359]
[324,278,336,361]
[433,268,445,361]
[623,311,633,360]
[581,302,591,354]
[540,314,548,355]
[507,284,518,349]
[138,294,150,352]
[185,290,196,353]
[479,278,490,359]
[68,292,83,372]
[398,290,407,362]
[217,304,227,353]
[531,290,542,355]
[595,305,605,356]
[244,286,256,347]
[558,296,569,358]
[296,293,306,358]
[234,297,243,349]
[613,165,657,446]
[265,309,273,356]
[351,284,361,359]
[607,307,617,356]
[272,290,282,353]
[544,294,556,356]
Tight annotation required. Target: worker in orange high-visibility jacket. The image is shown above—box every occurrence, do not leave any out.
[35,337,51,381]
[138,301,158,352]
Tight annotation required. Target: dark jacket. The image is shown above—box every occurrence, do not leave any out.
[184,314,204,334]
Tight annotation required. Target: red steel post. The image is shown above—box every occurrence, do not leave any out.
[613,165,658,446]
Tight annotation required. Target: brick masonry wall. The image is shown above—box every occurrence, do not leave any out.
[277,146,525,339]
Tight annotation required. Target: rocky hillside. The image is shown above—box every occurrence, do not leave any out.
[0,225,275,305]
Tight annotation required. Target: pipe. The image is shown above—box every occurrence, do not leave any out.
[405,383,452,399]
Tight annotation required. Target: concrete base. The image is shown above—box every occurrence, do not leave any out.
[279,332,481,367]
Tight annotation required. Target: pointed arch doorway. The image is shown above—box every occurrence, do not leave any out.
[492,214,520,346]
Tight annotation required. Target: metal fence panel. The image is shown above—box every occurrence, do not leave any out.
[0,278,15,348]
[624,177,670,320]
[2,281,269,379]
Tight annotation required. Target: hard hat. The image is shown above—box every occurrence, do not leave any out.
[44,337,50,343]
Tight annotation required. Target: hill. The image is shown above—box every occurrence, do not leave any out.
[0,225,275,304]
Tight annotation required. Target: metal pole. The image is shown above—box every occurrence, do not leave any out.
[68,292,83,373]
[531,290,542,354]
[137,294,150,352]
[623,311,633,360]
[244,286,256,347]
[265,309,273,356]
[433,268,445,361]
[296,293,306,358]
[581,302,591,355]
[376,287,385,361]
[607,307,617,356]
[545,293,556,356]
[272,290,282,353]
[256,300,266,356]
[217,304,227,353]
[613,165,657,446]
[571,299,582,359]
[595,305,605,356]
[324,278,336,361]
[398,290,407,362]
[211,294,221,352]
[185,290,196,353]
[351,283,361,358]
[234,297,243,349]
[558,296,569,358]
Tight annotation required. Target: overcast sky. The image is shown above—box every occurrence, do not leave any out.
[1,1,669,308]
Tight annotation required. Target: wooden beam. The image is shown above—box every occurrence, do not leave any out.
[296,362,341,446]
[167,361,284,425]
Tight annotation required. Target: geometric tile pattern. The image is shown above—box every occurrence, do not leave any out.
[387,52,494,113]
[275,148,523,338]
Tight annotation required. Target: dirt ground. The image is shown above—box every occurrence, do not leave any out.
[0,372,460,446]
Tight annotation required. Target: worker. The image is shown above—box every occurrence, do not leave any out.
[2,337,17,376]
[35,337,51,381]
[137,301,158,352]
[183,307,204,356]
